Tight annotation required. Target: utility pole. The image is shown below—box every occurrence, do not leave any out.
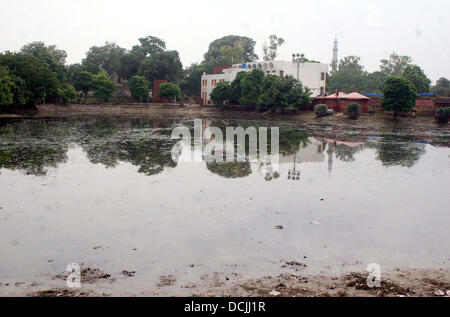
[292,53,306,82]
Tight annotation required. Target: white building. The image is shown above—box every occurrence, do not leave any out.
[201,61,329,104]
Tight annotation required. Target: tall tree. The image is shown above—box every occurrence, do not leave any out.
[83,42,126,77]
[92,71,119,102]
[0,66,15,107]
[21,41,68,82]
[431,77,450,97]
[138,50,183,85]
[263,35,285,61]
[73,71,94,104]
[129,75,149,103]
[381,76,417,117]
[327,56,369,93]
[401,65,431,93]
[380,52,412,76]
[204,35,258,64]
[0,52,59,106]
[240,68,265,107]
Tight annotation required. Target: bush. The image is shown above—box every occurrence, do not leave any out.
[436,107,450,124]
[158,83,181,102]
[344,102,362,120]
[314,104,329,117]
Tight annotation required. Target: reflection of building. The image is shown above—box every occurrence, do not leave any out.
[201,61,329,104]
[280,137,325,164]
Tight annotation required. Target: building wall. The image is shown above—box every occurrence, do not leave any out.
[201,61,328,104]
[312,98,370,113]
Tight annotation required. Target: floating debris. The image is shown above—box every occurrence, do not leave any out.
[269,290,281,296]
[435,290,445,296]
[275,225,284,230]
[310,221,320,225]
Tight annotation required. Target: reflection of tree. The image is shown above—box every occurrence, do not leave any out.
[279,129,310,156]
[83,137,177,176]
[376,136,426,168]
[0,120,70,176]
[333,144,365,162]
[207,161,252,179]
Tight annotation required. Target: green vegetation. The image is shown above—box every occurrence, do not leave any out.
[328,52,432,94]
[158,83,181,102]
[92,71,119,102]
[431,77,450,97]
[262,35,285,61]
[210,82,231,105]
[129,76,149,103]
[73,71,94,104]
[57,84,77,103]
[0,66,15,107]
[381,77,417,117]
[344,102,362,120]
[209,69,312,110]
[436,107,450,124]
[314,104,329,117]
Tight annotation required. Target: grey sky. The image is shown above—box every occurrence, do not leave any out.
[1,0,448,81]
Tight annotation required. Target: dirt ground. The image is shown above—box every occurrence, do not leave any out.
[4,267,446,297]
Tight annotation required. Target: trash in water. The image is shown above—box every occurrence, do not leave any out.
[275,225,284,230]
[435,290,445,296]
[269,290,281,296]
[310,221,320,225]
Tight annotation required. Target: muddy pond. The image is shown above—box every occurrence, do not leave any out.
[0,116,449,295]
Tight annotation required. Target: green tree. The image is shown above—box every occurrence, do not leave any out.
[119,36,166,79]
[204,35,258,64]
[210,81,232,105]
[92,71,119,102]
[380,52,412,76]
[21,41,68,82]
[73,71,94,104]
[402,65,431,93]
[229,71,248,104]
[278,76,312,110]
[381,76,417,117]
[83,42,126,77]
[431,77,450,97]
[327,56,368,93]
[0,52,59,106]
[240,69,265,107]
[138,51,183,85]
[179,63,209,98]
[0,66,15,107]
[57,83,77,103]
[258,75,281,110]
[158,83,181,102]
[365,71,388,93]
[263,35,285,61]
[129,75,149,103]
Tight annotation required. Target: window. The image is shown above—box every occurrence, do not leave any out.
[280,70,284,78]
[321,73,325,81]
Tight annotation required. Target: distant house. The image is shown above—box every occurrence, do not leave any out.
[312,91,370,113]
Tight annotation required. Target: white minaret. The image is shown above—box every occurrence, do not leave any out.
[331,35,338,73]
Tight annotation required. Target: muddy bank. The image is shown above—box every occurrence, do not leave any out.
[2,268,448,297]
[0,103,446,131]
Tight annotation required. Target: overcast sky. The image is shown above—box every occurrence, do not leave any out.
[1,0,448,81]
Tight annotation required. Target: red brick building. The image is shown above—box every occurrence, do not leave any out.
[312,91,370,113]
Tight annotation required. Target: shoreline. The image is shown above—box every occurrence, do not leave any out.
[1,267,448,297]
[0,103,446,129]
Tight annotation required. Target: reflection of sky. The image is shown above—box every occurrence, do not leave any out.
[1,138,449,293]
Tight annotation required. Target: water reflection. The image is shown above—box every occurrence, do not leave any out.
[0,117,446,178]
